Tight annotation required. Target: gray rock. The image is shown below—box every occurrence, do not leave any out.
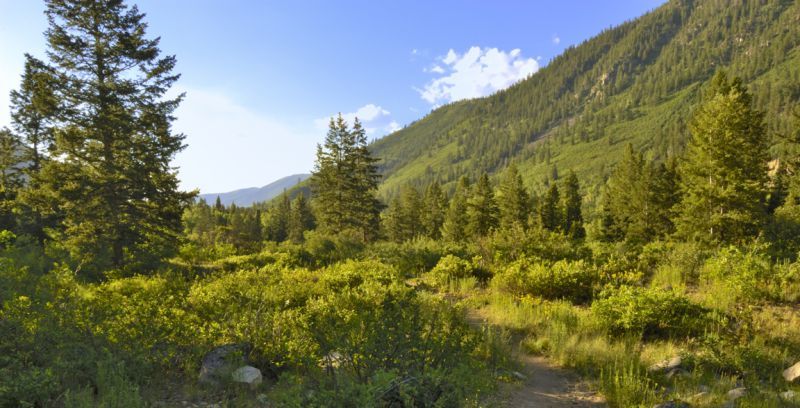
[649,356,682,373]
[727,387,747,400]
[784,361,800,382]
[511,371,527,381]
[653,401,690,408]
[665,368,688,380]
[781,390,797,401]
[232,365,262,386]
[199,343,249,385]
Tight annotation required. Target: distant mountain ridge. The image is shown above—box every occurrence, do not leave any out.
[200,174,311,207]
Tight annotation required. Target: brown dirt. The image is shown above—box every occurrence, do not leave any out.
[467,310,606,408]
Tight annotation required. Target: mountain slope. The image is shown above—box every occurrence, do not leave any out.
[200,174,310,207]
[371,0,800,210]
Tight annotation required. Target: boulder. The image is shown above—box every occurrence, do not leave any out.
[665,368,688,380]
[727,387,747,400]
[199,343,249,385]
[780,390,797,401]
[783,361,800,382]
[232,365,263,386]
[648,356,682,373]
[652,401,689,408]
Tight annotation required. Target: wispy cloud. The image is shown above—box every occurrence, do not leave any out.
[416,46,539,105]
[552,35,561,45]
[171,87,318,193]
[315,103,400,138]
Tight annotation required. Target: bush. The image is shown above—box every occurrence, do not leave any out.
[365,238,454,276]
[592,286,710,339]
[427,254,478,288]
[492,258,597,303]
[699,246,770,310]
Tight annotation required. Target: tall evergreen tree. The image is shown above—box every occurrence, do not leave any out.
[30,0,194,274]
[10,55,59,244]
[441,176,470,242]
[467,173,498,237]
[602,144,679,245]
[349,118,384,241]
[0,129,24,231]
[265,194,291,242]
[287,194,315,243]
[539,183,561,232]
[382,185,423,242]
[676,72,769,244]
[311,115,382,241]
[561,171,585,239]
[497,164,530,230]
[421,181,447,239]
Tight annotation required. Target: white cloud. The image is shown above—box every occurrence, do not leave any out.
[315,103,399,138]
[430,65,445,74]
[417,46,540,105]
[411,48,418,55]
[171,87,319,193]
[552,35,561,45]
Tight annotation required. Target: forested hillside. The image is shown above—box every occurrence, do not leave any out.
[372,0,800,208]
[3,0,800,407]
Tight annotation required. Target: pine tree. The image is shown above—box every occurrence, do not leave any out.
[441,176,470,242]
[467,173,498,237]
[421,181,447,239]
[287,194,314,243]
[539,183,561,232]
[676,72,769,244]
[265,194,291,242]
[31,0,194,274]
[0,129,24,231]
[562,171,585,239]
[311,115,383,241]
[382,184,423,242]
[349,118,384,241]
[497,164,530,230]
[10,55,59,244]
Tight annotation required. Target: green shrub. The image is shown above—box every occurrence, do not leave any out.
[492,258,597,303]
[699,246,770,310]
[365,238,451,276]
[592,286,710,339]
[427,254,476,288]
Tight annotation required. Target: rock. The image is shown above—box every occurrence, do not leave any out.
[232,365,262,386]
[649,356,682,373]
[511,371,527,381]
[665,368,688,380]
[199,343,249,385]
[784,361,800,382]
[781,390,797,401]
[652,401,689,408]
[727,387,747,400]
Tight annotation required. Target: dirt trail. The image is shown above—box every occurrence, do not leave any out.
[467,310,606,408]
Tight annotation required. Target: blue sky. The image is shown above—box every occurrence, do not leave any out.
[0,0,664,193]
